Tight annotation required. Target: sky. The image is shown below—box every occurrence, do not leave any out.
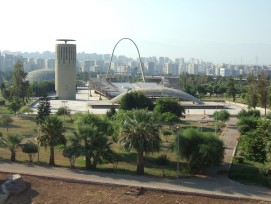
[1,0,271,64]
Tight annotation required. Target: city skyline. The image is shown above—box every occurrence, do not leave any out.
[1,0,271,65]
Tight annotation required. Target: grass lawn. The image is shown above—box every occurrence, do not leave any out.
[0,114,220,178]
[0,106,12,114]
[228,158,270,187]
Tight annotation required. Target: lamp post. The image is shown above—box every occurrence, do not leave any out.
[61,100,68,123]
[215,105,217,136]
[201,117,205,132]
[176,126,180,178]
[98,74,102,100]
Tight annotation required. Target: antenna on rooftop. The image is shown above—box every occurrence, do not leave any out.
[56,39,76,44]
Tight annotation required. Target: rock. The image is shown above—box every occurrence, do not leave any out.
[0,174,27,204]
[5,174,27,195]
[125,186,144,195]
[0,193,9,204]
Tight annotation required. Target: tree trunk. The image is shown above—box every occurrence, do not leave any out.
[92,157,98,169]
[49,145,55,165]
[85,155,91,169]
[11,151,16,161]
[137,151,144,175]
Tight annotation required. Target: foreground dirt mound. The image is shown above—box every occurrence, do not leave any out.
[0,172,269,204]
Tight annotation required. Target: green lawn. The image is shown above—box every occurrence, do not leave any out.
[0,114,220,178]
[228,158,270,187]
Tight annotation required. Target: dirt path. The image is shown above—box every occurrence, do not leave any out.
[1,172,270,204]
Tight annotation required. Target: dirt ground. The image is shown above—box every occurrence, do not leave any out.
[0,172,270,204]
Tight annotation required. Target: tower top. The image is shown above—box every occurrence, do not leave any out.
[56,39,76,44]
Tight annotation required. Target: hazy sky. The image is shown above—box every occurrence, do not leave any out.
[1,0,271,64]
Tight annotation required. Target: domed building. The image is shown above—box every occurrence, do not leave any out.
[27,69,55,82]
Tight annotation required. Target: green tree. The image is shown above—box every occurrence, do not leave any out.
[56,106,72,121]
[161,112,179,129]
[175,128,224,172]
[237,117,258,135]
[36,97,51,125]
[19,106,33,115]
[118,109,161,175]
[119,91,153,110]
[240,130,267,163]
[62,144,81,168]
[266,141,271,161]
[154,97,185,118]
[213,110,230,126]
[246,74,258,109]
[257,72,269,116]
[11,62,30,104]
[22,141,38,163]
[0,115,13,132]
[8,99,22,115]
[237,109,260,119]
[73,113,114,169]
[239,119,271,163]
[106,106,116,119]
[0,134,23,161]
[162,129,172,142]
[39,115,66,165]
[226,77,237,101]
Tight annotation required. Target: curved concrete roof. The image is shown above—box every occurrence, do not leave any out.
[27,69,55,82]
[110,87,204,104]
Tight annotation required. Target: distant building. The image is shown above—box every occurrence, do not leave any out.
[55,40,77,100]
[45,59,55,70]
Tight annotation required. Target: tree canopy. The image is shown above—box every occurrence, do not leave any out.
[36,97,51,125]
[72,113,114,169]
[175,128,224,172]
[119,91,154,111]
[118,109,161,174]
[39,115,66,165]
[154,97,185,118]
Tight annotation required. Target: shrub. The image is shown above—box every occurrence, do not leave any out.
[235,156,244,163]
[22,142,38,163]
[156,154,170,166]
[175,128,224,173]
[63,145,81,168]
[237,109,260,119]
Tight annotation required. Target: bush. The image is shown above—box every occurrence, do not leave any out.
[175,128,224,173]
[235,156,244,163]
[237,109,260,119]
[119,91,153,110]
[156,154,170,166]
[106,107,116,119]
[63,145,81,168]
[22,142,38,163]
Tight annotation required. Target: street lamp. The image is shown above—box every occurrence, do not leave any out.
[201,117,205,132]
[98,74,102,100]
[215,105,217,136]
[61,100,68,122]
[175,126,180,178]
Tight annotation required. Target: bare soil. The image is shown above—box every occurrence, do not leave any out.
[0,172,270,204]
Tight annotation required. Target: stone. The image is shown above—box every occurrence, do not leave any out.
[5,174,27,195]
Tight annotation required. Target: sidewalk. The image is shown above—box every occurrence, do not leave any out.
[0,160,270,202]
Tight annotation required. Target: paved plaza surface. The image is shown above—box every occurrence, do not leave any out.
[32,89,267,116]
[24,91,271,201]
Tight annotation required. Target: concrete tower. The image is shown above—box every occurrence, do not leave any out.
[55,39,76,100]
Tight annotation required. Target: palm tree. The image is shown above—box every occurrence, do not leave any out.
[72,125,113,169]
[0,133,23,161]
[72,113,113,169]
[39,115,66,165]
[118,109,161,175]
